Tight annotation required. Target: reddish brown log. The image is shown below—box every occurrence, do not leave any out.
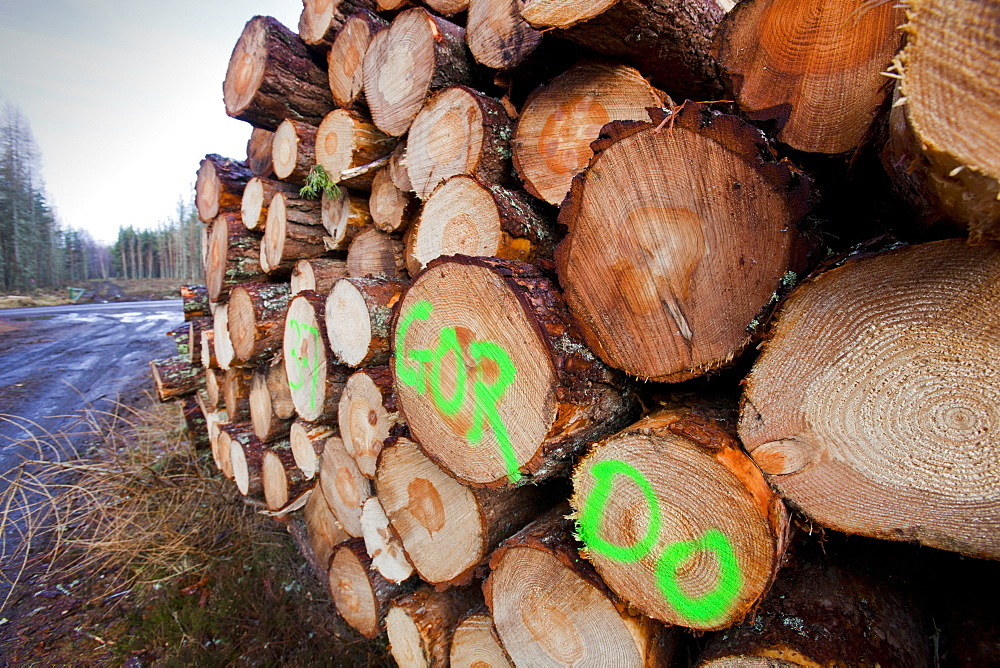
[273,119,318,183]
[205,212,266,304]
[466,0,542,70]
[260,193,328,275]
[228,282,291,365]
[291,258,349,295]
[240,176,299,231]
[385,585,481,668]
[347,227,406,279]
[150,356,204,402]
[246,127,275,178]
[328,537,414,639]
[181,284,209,321]
[298,0,377,50]
[321,189,373,250]
[196,155,252,223]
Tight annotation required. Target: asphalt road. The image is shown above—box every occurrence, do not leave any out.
[0,300,184,455]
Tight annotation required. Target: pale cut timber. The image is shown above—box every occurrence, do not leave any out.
[241,176,298,231]
[219,423,263,490]
[186,316,212,365]
[377,0,412,9]
[405,175,554,275]
[450,610,513,668]
[376,437,547,586]
[739,238,1000,560]
[261,192,327,275]
[425,0,468,14]
[555,104,810,382]
[485,505,677,666]
[327,278,409,368]
[206,410,230,474]
[290,420,337,479]
[362,8,472,137]
[215,422,247,480]
[212,305,236,371]
[316,109,397,190]
[321,189,372,250]
[520,0,727,100]
[205,368,223,411]
[291,258,349,295]
[298,0,376,49]
[467,0,542,69]
[328,9,388,109]
[223,366,254,423]
[272,119,318,183]
[246,127,275,178]
[716,0,904,154]
[283,292,350,423]
[405,86,513,200]
[196,155,252,223]
[149,356,204,402]
[512,61,668,206]
[338,368,401,478]
[223,16,333,129]
[882,0,1000,243]
[199,329,218,369]
[388,139,413,193]
[250,364,296,442]
[329,538,414,639]
[262,443,309,511]
[369,167,415,234]
[318,434,373,537]
[205,212,265,305]
[385,585,480,668]
[571,407,789,630]
[181,284,209,321]
[360,496,415,583]
[346,228,406,279]
[303,481,350,568]
[228,282,291,364]
[394,256,635,488]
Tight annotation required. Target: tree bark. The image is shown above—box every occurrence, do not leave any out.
[283,292,351,422]
[347,227,407,279]
[376,436,548,587]
[328,537,415,639]
[260,192,327,275]
[405,175,554,275]
[485,505,677,667]
[395,255,636,488]
[303,481,351,569]
[385,584,481,668]
[318,433,374,537]
[187,316,212,366]
[316,110,397,190]
[246,127,275,178]
[370,167,416,235]
[338,367,403,478]
[739,238,1000,560]
[226,423,267,496]
[298,0,377,51]
[223,365,254,423]
[199,328,218,369]
[149,356,204,402]
[250,362,296,442]
[406,86,514,200]
[450,608,514,668]
[554,103,810,382]
[512,61,667,206]
[290,419,337,480]
[196,155,253,223]
[291,257,349,295]
[328,9,389,109]
[360,495,415,583]
[241,176,299,231]
[180,394,210,450]
[273,119,318,183]
[326,277,408,368]
[223,15,334,129]
[467,0,542,70]
[425,0,468,14]
[227,282,291,364]
[363,8,472,137]
[205,212,266,304]
[181,284,209,320]
[321,189,373,250]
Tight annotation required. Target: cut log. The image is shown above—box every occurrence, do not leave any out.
[554,104,810,382]
[196,155,252,223]
[223,15,334,129]
[321,189,373,250]
[223,366,254,423]
[450,608,513,668]
[246,127,275,178]
[290,419,337,480]
[241,176,298,231]
[180,394,210,450]
[370,167,416,234]
[520,0,727,100]
[338,368,402,478]
[485,505,677,666]
[166,326,190,358]
[260,193,327,274]
[205,368,223,412]
[377,436,548,586]
[316,109,397,190]
[212,305,237,371]
[187,316,212,366]
[512,61,667,206]
[405,175,554,275]
[328,9,389,109]
[204,404,230,472]
[738,238,1000,560]
[228,282,291,365]
[882,0,1000,243]
[388,139,414,193]
[261,442,310,511]
[299,0,376,50]
[347,227,406,279]
[425,0,468,14]
[385,585,480,668]
[571,407,789,630]
[405,86,513,200]
[394,255,635,487]
[716,0,904,154]
[326,278,408,369]
[291,258,349,295]
[273,119,318,183]
[250,363,296,442]
[205,212,266,304]
[228,425,267,496]
[150,356,204,402]
[181,284,209,321]
[362,8,472,137]
[361,496,415,583]
[467,0,542,70]
[303,480,350,568]
[318,434,374,537]
[329,538,414,639]
[199,328,218,369]
[283,292,351,423]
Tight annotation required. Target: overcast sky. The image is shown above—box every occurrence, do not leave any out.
[0,0,302,243]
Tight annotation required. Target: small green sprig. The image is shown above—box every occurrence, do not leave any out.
[299,165,341,200]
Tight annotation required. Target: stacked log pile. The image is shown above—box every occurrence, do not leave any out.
[150,0,1000,663]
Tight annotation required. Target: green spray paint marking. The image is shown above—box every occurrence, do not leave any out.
[287,318,322,413]
[578,460,661,562]
[395,300,520,482]
[577,460,742,624]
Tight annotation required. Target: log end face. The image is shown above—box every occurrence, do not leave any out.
[327,280,373,367]
[750,438,816,476]
[224,17,269,119]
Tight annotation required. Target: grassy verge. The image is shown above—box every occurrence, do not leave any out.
[0,399,389,665]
